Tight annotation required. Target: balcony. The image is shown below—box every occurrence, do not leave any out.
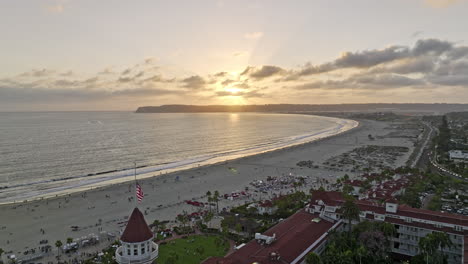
[115,242,158,264]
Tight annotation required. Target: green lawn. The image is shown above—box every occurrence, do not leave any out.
[157,235,229,264]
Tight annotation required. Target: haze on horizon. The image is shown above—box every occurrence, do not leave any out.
[1,0,468,111]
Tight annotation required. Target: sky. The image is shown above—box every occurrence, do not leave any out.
[1,0,468,111]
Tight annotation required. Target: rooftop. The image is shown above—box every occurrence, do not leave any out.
[120,207,154,243]
[204,210,339,264]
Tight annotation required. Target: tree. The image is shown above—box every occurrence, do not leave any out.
[176,211,189,228]
[235,223,242,234]
[418,232,453,264]
[0,248,4,264]
[55,240,63,257]
[206,191,212,212]
[356,245,366,264]
[342,184,353,195]
[305,252,322,264]
[213,190,220,214]
[341,196,360,233]
[203,211,214,228]
[66,237,73,244]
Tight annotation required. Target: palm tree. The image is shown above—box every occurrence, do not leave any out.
[341,196,360,233]
[419,232,453,264]
[0,247,4,264]
[203,211,214,228]
[213,190,220,214]
[356,245,366,264]
[66,237,73,244]
[206,191,212,212]
[55,240,62,257]
[177,211,189,228]
[305,252,322,264]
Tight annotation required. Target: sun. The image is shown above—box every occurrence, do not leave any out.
[224,87,242,94]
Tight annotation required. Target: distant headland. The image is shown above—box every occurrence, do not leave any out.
[136,103,468,114]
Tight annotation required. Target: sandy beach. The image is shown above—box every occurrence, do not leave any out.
[0,118,420,261]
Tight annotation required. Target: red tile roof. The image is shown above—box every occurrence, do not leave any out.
[385,217,467,236]
[120,207,154,243]
[259,200,274,208]
[310,191,468,226]
[208,210,339,264]
[396,204,468,226]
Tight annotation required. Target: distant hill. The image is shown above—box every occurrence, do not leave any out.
[135,104,468,115]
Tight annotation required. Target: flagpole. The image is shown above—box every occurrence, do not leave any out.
[134,161,137,208]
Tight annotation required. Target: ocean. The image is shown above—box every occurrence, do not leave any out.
[0,112,357,203]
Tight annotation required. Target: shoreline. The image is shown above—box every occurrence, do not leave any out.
[0,118,418,258]
[0,115,358,205]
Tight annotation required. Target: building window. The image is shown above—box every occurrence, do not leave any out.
[127,249,131,255]
[134,249,138,255]
[141,246,145,254]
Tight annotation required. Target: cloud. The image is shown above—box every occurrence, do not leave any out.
[98,67,115,75]
[221,79,236,86]
[121,68,132,75]
[244,32,264,40]
[214,72,228,78]
[4,38,468,110]
[291,73,423,91]
[144,57,158,64]
[180,75,206,89]
[335,46,410,68]
[233,51,248,57]
[60,70,74,77]
[371,56,435,74]
[241,65,286,79]
[19,69,56,78]
[215,90,264,98]
[140,74,175,84]
[412,38,453,56]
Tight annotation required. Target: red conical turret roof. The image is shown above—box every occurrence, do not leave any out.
[120,207,153,243]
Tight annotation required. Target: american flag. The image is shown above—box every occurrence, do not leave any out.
[136,183,144,202]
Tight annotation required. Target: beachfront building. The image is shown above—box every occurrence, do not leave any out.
[115,207,158,264]
[449,150,468,163]
[204,191,468,264]
[203,209,343,264]
[308,191,468,264]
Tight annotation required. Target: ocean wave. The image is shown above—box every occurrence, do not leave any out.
[0,116,358,204]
